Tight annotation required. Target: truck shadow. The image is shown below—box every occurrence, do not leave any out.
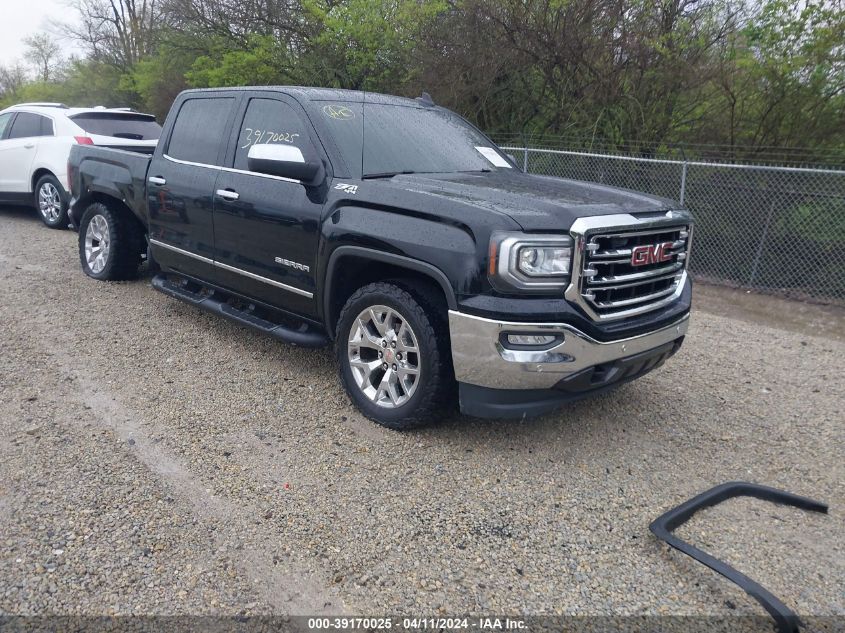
[416,364,690,450]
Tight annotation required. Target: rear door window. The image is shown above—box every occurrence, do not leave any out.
[70,113,161,140]
[234,98,311,171]
[8,113,52,139]
[0,113,13,138]
[166,97,235,166]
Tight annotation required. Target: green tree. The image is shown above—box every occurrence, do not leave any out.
[185,36,293,88]
[708,0,845,156]
[300,0,448,91]
[2,0,843,160]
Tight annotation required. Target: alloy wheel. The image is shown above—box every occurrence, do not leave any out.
[347,305,421,408]
[38,182,62,223]
[84,214,111,274]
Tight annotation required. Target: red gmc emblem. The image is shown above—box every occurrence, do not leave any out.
[631,242,674,266]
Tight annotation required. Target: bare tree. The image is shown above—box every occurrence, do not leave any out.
[69,0,162,71]
[23,33,63,82]
[162,0,307,46]
[0,63,29,98]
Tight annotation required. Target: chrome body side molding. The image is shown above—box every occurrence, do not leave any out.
[149,238,313,299]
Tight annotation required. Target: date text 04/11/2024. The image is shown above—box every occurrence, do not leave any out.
[306,618,527,630]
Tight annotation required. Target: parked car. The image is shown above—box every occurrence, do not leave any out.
[67,87,693,429]
[0,103,160,229]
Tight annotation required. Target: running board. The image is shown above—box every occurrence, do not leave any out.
[151,273,329,348]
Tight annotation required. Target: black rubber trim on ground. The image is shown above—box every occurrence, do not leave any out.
[650,482,829,633]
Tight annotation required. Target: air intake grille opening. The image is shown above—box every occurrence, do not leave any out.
[580,225,690,319]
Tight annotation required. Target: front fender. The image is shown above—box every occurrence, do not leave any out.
[319,205,481,329]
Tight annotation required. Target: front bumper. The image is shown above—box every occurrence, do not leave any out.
[449,310,689,418]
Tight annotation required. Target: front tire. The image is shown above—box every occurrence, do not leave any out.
[78,202,142,280]
[336,282,451,430]
[34,174,69,229]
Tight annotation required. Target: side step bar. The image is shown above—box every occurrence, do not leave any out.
[151,273,329,348]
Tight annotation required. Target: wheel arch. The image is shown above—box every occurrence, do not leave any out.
[73,192,146,238]
[323,246,457,340]
[31,168,61,194]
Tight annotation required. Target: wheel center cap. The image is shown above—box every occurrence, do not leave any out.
[384,348,394,363]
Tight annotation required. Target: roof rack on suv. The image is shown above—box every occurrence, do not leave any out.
[89,106,138,112]
[15,102,69,108]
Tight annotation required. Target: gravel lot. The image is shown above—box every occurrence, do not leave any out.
[1,206,843,622]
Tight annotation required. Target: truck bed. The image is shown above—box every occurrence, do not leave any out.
[68,144,152,228]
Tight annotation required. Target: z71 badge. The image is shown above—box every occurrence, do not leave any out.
[334,183,358,195]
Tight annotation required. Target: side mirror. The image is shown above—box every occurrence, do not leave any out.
[506,153,517,164]
[247,144,325,186]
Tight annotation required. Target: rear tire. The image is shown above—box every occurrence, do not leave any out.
[34,174,68,229]
[78,202,143,281]
[336,282,451,430]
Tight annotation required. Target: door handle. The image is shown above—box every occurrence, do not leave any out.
[148,176,166,186]
[24,143,35,149]
[216,189,240,201]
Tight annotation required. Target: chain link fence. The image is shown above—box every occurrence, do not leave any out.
[501,147,845,303]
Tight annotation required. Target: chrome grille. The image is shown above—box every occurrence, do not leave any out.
[580,225,691,319]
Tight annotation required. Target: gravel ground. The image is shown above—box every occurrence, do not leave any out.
[0,206,843,622]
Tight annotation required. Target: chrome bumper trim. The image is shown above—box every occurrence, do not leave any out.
[448,311,689,390]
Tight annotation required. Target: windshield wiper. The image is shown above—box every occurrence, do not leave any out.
[362,170,417,179]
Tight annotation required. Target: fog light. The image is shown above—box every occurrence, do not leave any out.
[506,334,557,346]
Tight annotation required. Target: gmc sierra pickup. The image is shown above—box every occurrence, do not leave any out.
[68,87,693,429]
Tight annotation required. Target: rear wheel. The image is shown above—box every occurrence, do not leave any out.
[34,174,68,229]
[336,282,451,430]
[78,202,142,280]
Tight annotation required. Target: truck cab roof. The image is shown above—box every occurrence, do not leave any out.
[179,86,425,108]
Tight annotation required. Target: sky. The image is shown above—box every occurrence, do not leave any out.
[0,0,81,67]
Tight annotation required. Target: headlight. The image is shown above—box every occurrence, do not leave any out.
[489,232,573,292]
[517,245,571,276]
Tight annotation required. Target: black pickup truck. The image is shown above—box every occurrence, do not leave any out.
[68,87,693,429]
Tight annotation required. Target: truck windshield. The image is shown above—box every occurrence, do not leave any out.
[317,101,512,178]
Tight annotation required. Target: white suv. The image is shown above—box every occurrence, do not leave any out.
[0,103,161,228]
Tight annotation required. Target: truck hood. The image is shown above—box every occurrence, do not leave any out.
[384,170,677,231]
